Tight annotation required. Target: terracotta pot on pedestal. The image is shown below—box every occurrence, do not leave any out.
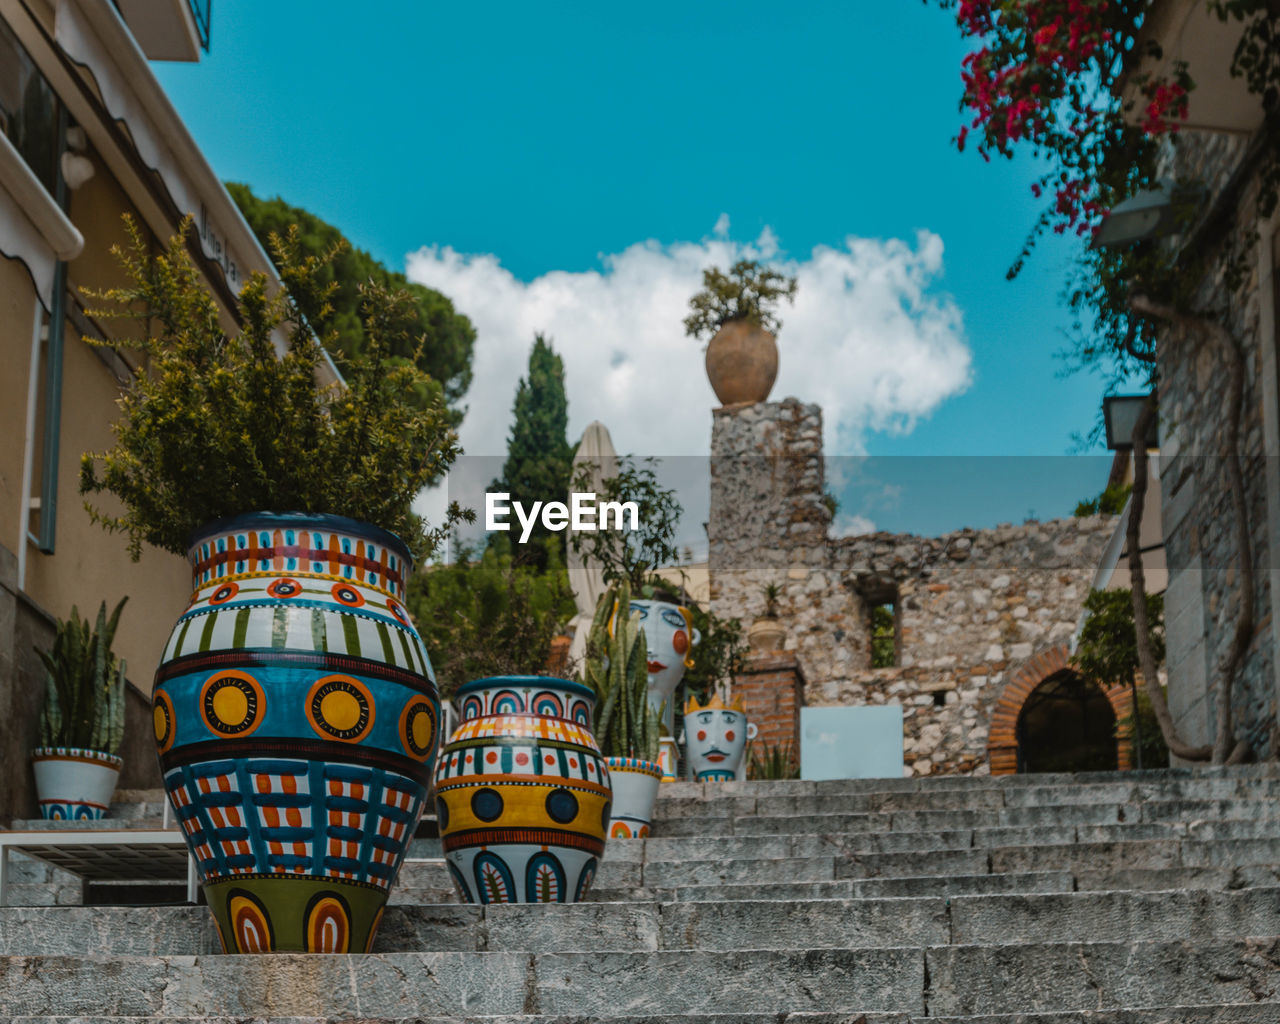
[747,617,786,653]
[705,321,778,406]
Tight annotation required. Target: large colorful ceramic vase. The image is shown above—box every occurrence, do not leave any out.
[434,677,610,903]
[629,599,699,780]
[683,693,757,781]
[152,512,439,954]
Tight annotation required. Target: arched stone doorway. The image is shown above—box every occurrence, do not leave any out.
[988,644,1133,776]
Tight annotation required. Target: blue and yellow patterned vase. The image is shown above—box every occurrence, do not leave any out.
[152,512,439,953]
[434,677,611,903]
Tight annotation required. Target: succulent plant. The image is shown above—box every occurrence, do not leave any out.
[580,581,662,762]
[36,597,128,755]
[762,582,782,618]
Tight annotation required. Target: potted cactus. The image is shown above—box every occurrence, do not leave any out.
[685,258,797,406]
[31,597,128,819]
[580,580,665,838]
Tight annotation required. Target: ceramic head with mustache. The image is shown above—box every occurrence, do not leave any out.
[683,692,757,781]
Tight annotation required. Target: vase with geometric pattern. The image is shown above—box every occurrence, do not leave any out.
[151,512,439,953]
[434,676,610,903]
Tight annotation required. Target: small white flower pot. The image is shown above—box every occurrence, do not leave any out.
[604,756,662,838]
[30,747,122,819]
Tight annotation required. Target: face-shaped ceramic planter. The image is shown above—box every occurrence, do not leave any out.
[683,694,757,781]
[628,601,698,729]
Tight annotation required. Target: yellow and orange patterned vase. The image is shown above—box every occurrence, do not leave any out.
[152,512,439,953]
[434,677,611,903]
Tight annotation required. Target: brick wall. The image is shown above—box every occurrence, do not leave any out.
[734,651,805,760]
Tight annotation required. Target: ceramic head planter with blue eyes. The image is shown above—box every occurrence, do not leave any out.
[626,599,699,777]
[682,692,757,782]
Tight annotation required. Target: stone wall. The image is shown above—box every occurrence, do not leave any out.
[0,544,51,823]
[1155,128,1278,759]
[710,399,1116,776]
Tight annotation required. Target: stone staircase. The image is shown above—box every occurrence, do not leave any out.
[2,766,1279,1021]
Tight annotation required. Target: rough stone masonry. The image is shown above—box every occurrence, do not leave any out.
[709,398,1115,775]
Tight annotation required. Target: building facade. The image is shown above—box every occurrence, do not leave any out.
[1123,1,1280,760]
[0,0,329,821]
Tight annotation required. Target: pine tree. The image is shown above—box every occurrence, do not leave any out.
[491,334,573,552]
[226,182,475,422]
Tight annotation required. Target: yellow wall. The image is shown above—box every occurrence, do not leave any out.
[13,146,208,693]
[21,324,190,693]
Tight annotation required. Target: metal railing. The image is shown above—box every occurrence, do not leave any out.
[187,0,212,52]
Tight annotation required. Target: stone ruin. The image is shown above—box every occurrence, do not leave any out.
[709,398,1120,776]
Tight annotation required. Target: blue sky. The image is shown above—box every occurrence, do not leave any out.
[154,2,1124,539]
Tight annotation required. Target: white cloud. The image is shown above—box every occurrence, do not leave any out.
[831,513,877,538]
[405,222,972,461]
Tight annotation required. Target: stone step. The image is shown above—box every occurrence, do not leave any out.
[2,939,1279,1016]
[7,819,173,831]
[650,766,1280,809]
[659,799,1280,836]
[6,887,1279,957]
[83,772,1280,839]
[7,1013,1280,1024]
[664,871,1078,902]
[11,834,1276,911]
[365,835,1280,894]
[22,800,1276,850]
[528,817,1280,866]
[658,762,1280,797]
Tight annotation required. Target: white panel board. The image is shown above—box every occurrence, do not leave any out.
[800,705,904,780]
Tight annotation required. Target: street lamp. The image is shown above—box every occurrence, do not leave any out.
[1089,187,1179,250]
[1103,394,1158,450]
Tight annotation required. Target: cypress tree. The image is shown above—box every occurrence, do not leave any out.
[491,334,574,554]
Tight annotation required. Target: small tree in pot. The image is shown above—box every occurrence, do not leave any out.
[685,258,797,406]
[75,218,472,953]
[31,597,129,819]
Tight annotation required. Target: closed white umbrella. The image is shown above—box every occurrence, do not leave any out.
[566,421,618,672]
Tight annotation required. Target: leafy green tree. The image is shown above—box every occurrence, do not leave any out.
[683,259,798,342]
[227,182,475,420]
[1074,482,1132,517]
[569,457,682,594]
[870,604,896,668]
[1072,587,1169,769]
[407,534,577,702]
[682,605,747,706]
[490,335,574,549]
